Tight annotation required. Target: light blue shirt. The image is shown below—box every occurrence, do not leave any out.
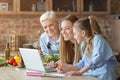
[76,35,117,80]
[39,32,60,55]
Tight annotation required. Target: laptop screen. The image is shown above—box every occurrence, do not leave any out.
[19,48,45,72]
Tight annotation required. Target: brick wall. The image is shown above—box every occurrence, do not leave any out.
[111,0,120,14]
[0,0,120,52]
[0,15,44,51]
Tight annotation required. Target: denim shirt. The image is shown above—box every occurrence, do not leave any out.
[39,32,60,55]
[76,35,117,80]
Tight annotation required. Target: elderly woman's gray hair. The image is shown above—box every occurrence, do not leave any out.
[40,11,57,22]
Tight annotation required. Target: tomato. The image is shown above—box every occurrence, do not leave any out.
[12,62,17,66]
[10,58,15,63]
[11,58,15,63]
[8,58,16,65]
[8,60,13,65]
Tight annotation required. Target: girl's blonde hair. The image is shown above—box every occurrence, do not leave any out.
[59,15,81,64]
[74,16,102,59]
[88,16,102,35]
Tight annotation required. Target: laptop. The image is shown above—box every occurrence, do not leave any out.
[19,48,56,72]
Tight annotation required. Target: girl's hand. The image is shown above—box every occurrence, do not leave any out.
[47,61,57,68]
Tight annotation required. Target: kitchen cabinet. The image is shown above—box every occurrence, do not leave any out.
[0,0,49,15]
[16,0,49,15]
[81,0,111,15]
[0,0,16,14]
[0,0,111,15]
[49,0,81,15]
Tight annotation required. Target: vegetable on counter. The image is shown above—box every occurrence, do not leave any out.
[43,55,59,63]
[8,55,21,66]
[0,57,6,66]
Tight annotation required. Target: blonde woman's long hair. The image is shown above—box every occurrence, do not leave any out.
[60,34,74,64]
[60,34,80,64]
[59,15,80,64]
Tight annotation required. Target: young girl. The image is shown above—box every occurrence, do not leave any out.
[57,16,117,80]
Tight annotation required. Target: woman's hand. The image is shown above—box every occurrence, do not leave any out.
[38,49,43,55]
[47,61,57,68]
[65,71,82,77]
[56,60,73,73]
[56,60,67,73]
[56,60,64,73]
[56,60,79,73]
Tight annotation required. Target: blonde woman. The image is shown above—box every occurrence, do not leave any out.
[60,15,86,65]
[57,16,117,80]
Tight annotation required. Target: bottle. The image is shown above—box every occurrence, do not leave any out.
[32,3,36,11]
[5,42,10,60]
[72,0,76,11]
[89,1,94,12]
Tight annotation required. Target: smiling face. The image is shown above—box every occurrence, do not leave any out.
[73,26,85,44]
[61,20,74,41]
[41,19,59,37]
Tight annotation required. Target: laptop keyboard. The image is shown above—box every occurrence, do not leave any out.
[44,66,57,72]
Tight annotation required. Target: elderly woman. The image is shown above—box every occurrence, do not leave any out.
[39,11,60,55]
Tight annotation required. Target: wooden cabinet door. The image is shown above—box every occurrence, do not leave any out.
[0,0,17,14]
[16,0,49,15]
[49,0,81,15]
[81,0,111,15]
[0,0,111,15]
